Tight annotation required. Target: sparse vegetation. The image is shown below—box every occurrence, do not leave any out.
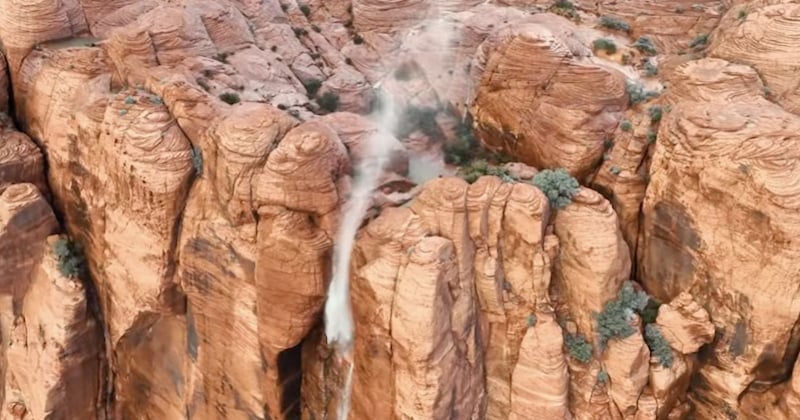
[594,281,649,349]
[647,131,657,144]
[527,314,538,327]
[532,168,580,209]
[303,78,322,97]
[549,0,579,20]
[53,238,86,278]
[640,298,662,324]
[219,92,241,105]
[292,27,308,37]
[737,9,748,21]
[593,38,618,54]
[645,324,675,368]
[565,333,593,363]
[626,79,660,105]
[191,146,203,175]
[118,109,128,116]
[345,57,353,65]
[124,96,136,105]
[213,52,229,63]
[632,36,658,56]
[599,16,630,33]
[316,91,340,113]
[597,369,610,384]
[689,34,709,49]
[620,120,632,132]
[458,159,517,184]
[644,61,659,77]
[648,105,663,123]
[311,24,321,33]
[299,4,311,17]
[395,105,442,139]
[353,34,364,45]
[150,95,163,105]
[609,166,621,176]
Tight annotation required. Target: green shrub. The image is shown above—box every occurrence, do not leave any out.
[599,16,630,32]
[593,38,617,54]
[689,34,709,49]
[609,166,621,176]
[597,369,610,384]
[549,0,579,19]
[527,314,537,327]
[292,27,308,37]
[311,24,321,33]
[620,120,632,131]
[303,78,322,96]
[191,146,203,175]
[317,91,340,113]
[644,61,658,77]
[219,92,240,105]
[124,96,136,105]
[647,131,657,144]
[52,238,86,278]
[632,36,657,56]
[737,9,747,21]
[626,80,659,105]
[595,281,649,349]
[299,4,311,17]
[532,168,580,209]
[395,105,441,139]
[459,159,517,184]
[648,105,663,123]
[645,324,674,368]
[565,333,593,363]
[353,34,364,44]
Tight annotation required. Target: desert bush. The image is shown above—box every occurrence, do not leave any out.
[299,5,310,17]
[53,238,86,278]
[317,91,340,113]
[632,36,657,56]
[645,324,674,368]
[595,281,649,348]
[219,92,240,105]
[626,80,659,105]
[689,34,709,49]
[599,16,630,32]
[565,333,593,363]
[532,168,580,209]
[648,105,663,123]
[593,38,617,54]
[458,159,517,184]
[303,78,322,96]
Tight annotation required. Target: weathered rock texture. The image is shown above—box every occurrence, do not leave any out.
[1,0,799,419]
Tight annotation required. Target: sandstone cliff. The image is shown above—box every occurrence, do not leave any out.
[1,1,799,419]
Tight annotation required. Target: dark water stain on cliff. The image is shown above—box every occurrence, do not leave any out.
[641,201,700,300]
[729,319,748,358]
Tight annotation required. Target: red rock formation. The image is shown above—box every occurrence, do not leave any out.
[470,14,628,178]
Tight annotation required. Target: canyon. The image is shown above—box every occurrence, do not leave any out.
[1,0,800,419]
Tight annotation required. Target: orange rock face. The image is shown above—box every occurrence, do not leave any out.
[1,1,800,419]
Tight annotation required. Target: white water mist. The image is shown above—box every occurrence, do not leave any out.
[324,95,398,352]
[323,12,463,420]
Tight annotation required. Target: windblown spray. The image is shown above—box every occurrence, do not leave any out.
[323,14,462,420]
